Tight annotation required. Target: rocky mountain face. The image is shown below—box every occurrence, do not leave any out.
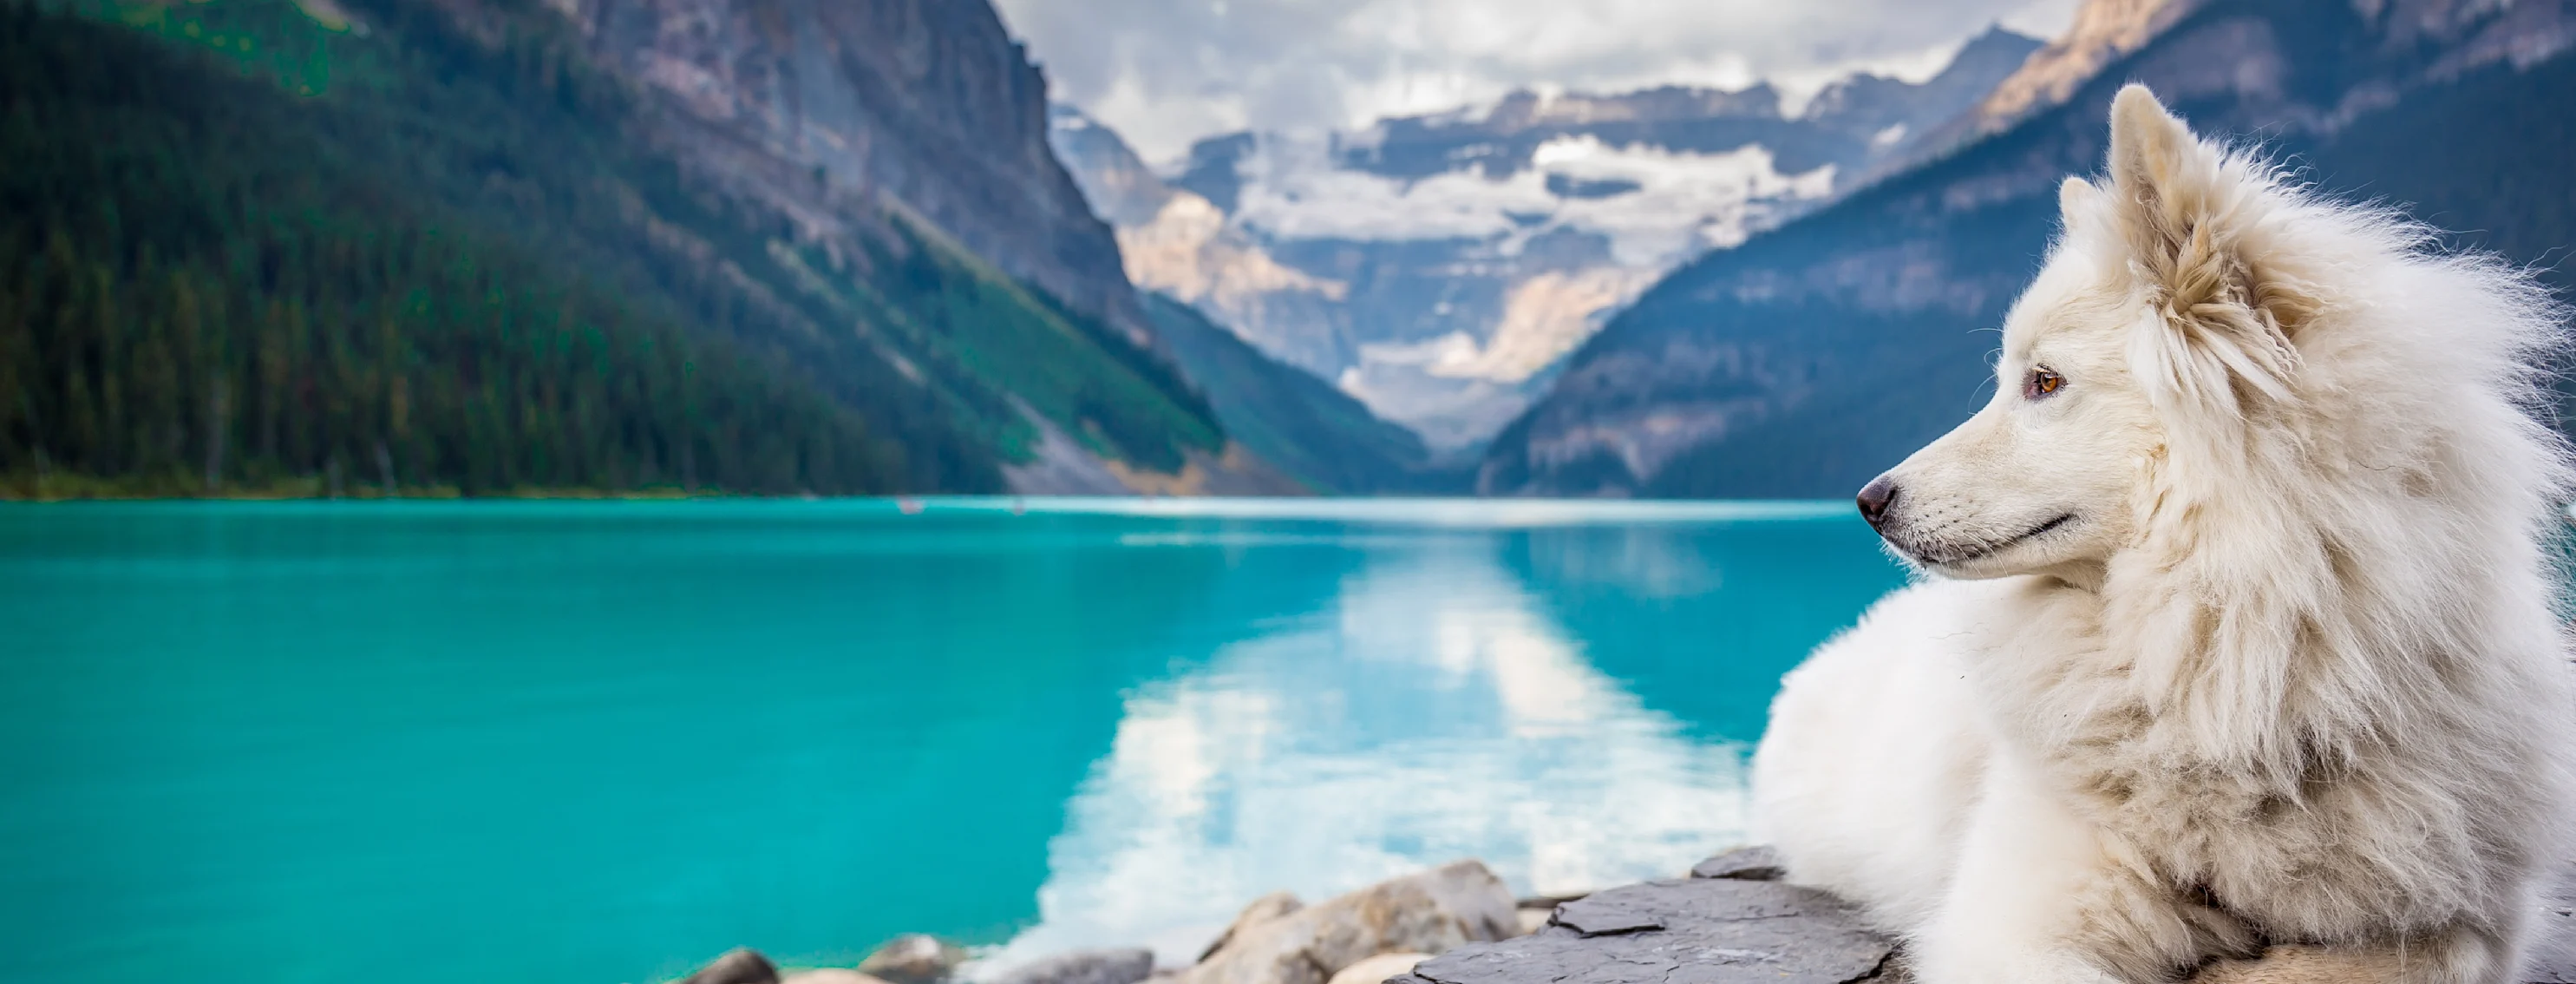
[453,0,1152,345]
[1049,28,2042,453]
[1479,0,2576,499]
[347,0,1326,495]
[1973,0,2197,128]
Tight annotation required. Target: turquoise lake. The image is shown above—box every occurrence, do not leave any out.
[0,498,1910,984]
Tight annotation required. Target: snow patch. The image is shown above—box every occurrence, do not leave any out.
[1233,134,1834,267]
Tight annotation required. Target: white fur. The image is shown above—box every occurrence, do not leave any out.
[1750,86,2576,983]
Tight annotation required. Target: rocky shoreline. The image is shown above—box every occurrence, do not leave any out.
[671,849,2576,984]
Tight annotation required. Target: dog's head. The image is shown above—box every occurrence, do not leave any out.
[1862,85,2322,580]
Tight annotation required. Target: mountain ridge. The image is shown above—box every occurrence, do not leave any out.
[471,0,1158,346]
[1478,0,2576,499]
[0,0,1264,497]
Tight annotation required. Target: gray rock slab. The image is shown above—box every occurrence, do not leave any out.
[1394,856,2576,984]
[1395,878,1896,984]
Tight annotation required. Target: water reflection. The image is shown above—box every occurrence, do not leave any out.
[985,533,1757,968]
[0,501,1905,984]
[1517,524,1729,599]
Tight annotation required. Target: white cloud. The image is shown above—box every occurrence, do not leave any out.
[1225,134,1833,261]
[994,0,2088,161]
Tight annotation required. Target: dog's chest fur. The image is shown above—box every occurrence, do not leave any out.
[1967,577,2491,944]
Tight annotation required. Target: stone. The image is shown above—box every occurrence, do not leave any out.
[1180,860,1520,984]
[991,948,1155,984]
[1689,846,1785,882]
[1392,877,1896,984]
[1325,953,1429,984]
[860,935,968,984]
[782,973,892,984]
[1198,891,1305,961]
[677,948,781,984]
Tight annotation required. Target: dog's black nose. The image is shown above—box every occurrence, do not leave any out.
[1856,476,1899,528]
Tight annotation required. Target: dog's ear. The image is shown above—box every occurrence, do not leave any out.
[2104,84,2309,408]
[2108,85,2201,226]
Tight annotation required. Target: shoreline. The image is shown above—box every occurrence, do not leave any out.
[674,849,2576,984]
[0,476,714,501]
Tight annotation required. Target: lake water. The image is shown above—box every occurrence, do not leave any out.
[0,498,1909,984]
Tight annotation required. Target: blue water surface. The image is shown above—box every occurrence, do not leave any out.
[0,498,1908,984]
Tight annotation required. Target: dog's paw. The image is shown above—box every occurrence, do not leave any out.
[2188,945,2406,984]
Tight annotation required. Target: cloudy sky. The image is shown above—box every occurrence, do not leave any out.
[994,0,2084,161]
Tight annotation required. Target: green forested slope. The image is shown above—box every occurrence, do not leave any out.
[1142,293,1441,494]
[0,0,1222,497]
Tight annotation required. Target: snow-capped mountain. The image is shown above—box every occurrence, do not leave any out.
[1479,0,2576,500]
[1049,26,2043,451]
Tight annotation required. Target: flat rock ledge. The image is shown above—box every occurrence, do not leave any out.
[1394,852,2576,984]
[670,851,2575,984]
[1393,876,1900,984]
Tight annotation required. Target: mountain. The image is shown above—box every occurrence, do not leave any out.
[1049,27,2043,453]
[1,0,1266,497]
[1142,293,1446,495]
[1480,0,2576,499]
[530,0,1155,347]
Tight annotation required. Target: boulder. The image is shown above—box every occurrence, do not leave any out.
[677,948,782,984]
[860,935,968,984]
[670,948,777,984]
[1180,860,1519,984]
[1324,953,1428,984]
[1197,891,1304,961]
[991,948,1156,984]
[1688,846,1785,882]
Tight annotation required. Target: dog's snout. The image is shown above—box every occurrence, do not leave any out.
[1856,476,1899,528]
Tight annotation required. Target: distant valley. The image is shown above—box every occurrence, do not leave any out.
[1048,28,2043,453]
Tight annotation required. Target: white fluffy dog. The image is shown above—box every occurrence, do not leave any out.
[1750,85,2576,983]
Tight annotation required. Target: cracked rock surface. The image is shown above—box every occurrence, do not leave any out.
[1390,877,1899,984]
[1391,854,2576,984]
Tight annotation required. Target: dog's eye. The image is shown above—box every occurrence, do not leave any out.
[2024,368,2064,400]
